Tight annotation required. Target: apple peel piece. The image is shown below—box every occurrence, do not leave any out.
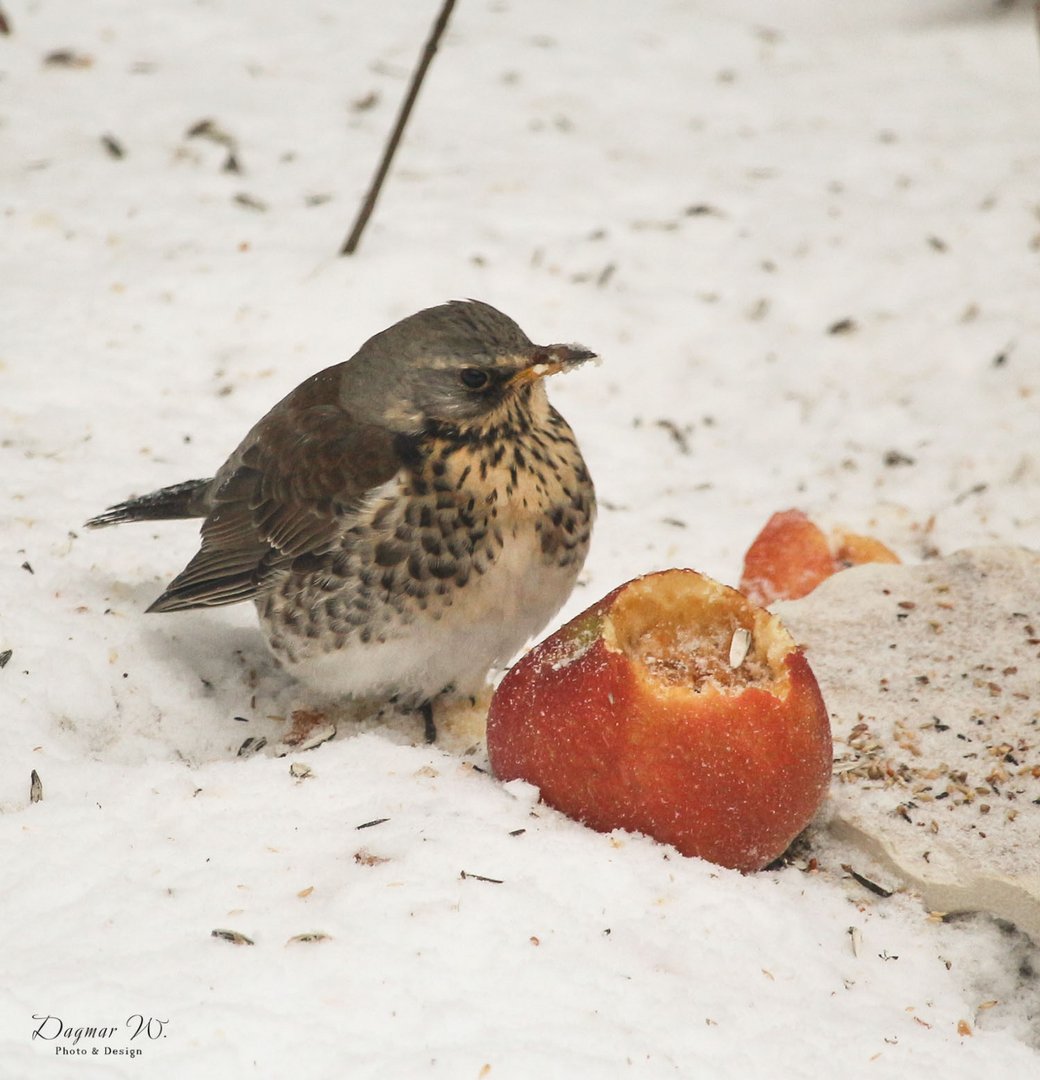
[487,569,833,872]
[740,508,899,606]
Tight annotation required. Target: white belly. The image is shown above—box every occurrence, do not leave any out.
[274,528,579,704]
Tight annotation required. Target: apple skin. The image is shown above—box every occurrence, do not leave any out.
[740,508,899,606]
[487,569,832,872]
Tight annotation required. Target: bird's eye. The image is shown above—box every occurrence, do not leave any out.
[459,368,490,390]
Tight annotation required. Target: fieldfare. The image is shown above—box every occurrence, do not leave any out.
[87,300,596,740]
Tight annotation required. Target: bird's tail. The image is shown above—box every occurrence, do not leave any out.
[85,478,214,529]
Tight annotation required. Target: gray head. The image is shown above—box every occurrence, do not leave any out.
[340,300,596,433]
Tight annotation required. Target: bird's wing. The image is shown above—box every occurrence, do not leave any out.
[148,400,403,612]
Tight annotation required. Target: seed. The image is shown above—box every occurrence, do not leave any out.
[729,628,752,669]
[286,932,331,945]
[211,929,254,946]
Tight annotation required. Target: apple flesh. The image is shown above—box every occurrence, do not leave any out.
[740,508,899,606]
[487,569,832,872]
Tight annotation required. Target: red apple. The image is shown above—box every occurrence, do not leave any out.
[487,569,832,872]
[740,508,900,606]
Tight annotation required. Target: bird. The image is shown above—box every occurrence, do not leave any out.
[86,300,596,742]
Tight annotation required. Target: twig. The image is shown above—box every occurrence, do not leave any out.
[339,0,457,255]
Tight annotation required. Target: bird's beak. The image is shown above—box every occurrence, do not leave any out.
[510,343,598,388]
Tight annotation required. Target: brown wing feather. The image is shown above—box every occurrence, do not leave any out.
[148,377,403,612]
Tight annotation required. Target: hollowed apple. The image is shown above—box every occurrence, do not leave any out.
[487,569,832,872]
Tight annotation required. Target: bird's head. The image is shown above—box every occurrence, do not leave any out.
[340,300,597,434]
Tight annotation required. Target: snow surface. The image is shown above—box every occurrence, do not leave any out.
[2,0,1040,1075]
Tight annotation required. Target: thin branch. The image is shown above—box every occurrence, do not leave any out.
[340,0,457,255]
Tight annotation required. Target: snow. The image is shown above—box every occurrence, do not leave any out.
[2,0,1039,1075]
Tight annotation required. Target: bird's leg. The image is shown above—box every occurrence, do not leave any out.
[420,700,437,744]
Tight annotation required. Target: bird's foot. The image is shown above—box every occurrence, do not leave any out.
[417,688,494,753]
[420,700,437,744]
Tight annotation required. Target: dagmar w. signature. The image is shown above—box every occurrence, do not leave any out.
[32,1013,167,1055]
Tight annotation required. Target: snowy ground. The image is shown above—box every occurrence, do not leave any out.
[2,0,1040,1076]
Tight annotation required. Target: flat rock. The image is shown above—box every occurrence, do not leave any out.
[776,546,1040,939]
